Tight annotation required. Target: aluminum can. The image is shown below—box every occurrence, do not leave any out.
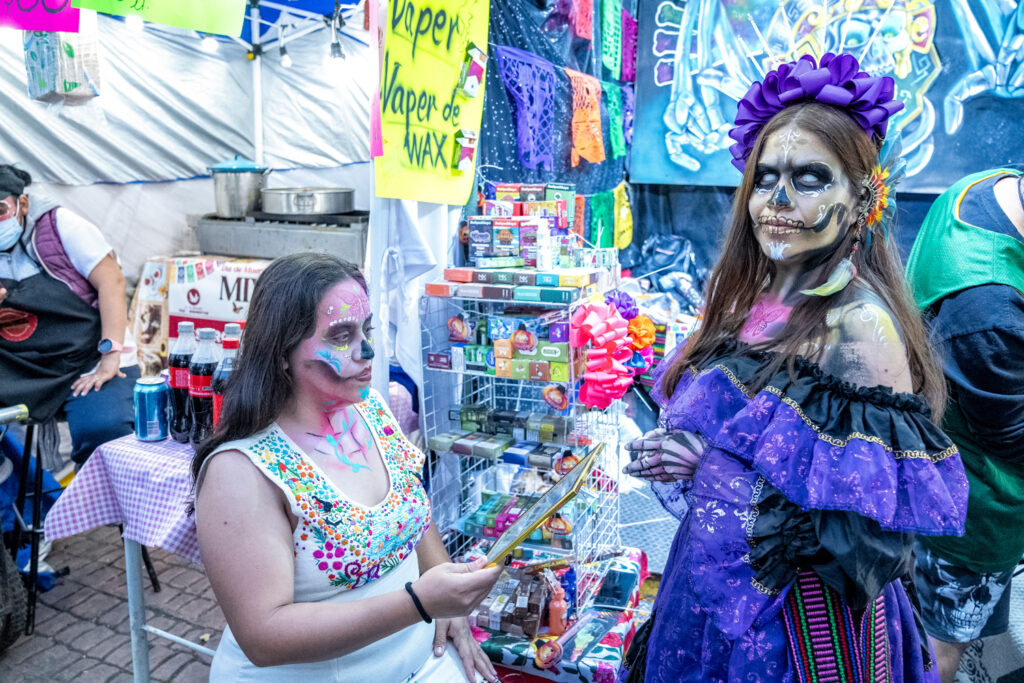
[134,377,169,441]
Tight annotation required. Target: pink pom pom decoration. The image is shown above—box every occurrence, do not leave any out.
[570,302,635,409]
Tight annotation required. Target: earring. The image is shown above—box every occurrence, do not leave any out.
[800,217,863,297]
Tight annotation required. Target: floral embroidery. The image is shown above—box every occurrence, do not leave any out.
[249,390,431,589]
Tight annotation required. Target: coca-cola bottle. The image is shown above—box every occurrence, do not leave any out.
[168,322,196,443]
[212,323,241,428]
[188,328,220,448]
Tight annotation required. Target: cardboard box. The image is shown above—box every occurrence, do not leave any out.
[427,352,452,370]
[495,183,521,202]
[492,219,520,256]
[494,339,514,359]
[495,358,514,378]
[529,361,551,381]
[549,322,569,342]
[476,256,524,269]
[492,270,516,285]
[510,360,530,380]
[549,361,570,382]
[558,268,599,288]
[540,287,578,304]
[481,285,515,300]
[512,271,537,286]
[482,200,514,217]
[513,286,542,302]
[538,341,570,362]
[535,272,560,287]
[425,281,455,297]
[473,270,494,284]
[514,345,542,361]
[519,184,546,201]
[545,182,576,225]
[443,267,475,283]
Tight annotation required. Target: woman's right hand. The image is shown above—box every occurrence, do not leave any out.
[623,428,705,482]
[412,559,503,620]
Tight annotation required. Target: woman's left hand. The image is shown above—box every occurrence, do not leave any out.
[433,617,499,683]
[71,354,126,397]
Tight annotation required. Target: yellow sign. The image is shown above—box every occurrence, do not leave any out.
[374,0,490,205]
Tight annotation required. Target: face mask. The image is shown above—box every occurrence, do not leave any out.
[0,216,22,251]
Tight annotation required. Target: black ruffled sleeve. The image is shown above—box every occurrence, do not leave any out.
[748,484,913,610]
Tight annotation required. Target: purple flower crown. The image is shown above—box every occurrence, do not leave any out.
[728,53,904,172]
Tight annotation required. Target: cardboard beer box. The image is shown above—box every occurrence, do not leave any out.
[166,256,269,347]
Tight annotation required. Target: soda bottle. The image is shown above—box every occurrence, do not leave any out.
[212,323,241,428]
[188,328,220,448]
[168,322,196,443]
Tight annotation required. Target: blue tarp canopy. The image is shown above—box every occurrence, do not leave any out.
[239,0,362,46]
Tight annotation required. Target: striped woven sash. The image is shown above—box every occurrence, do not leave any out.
[781,570,891,683]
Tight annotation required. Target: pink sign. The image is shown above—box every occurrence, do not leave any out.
[369,0,383,158]
[0,1,81,32]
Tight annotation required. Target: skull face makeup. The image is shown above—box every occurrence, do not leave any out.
[290,279,374,406]
[748,124,859,265]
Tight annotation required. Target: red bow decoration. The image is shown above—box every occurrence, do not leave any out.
[570,302,635,409]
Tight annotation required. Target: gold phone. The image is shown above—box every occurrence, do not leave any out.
[485,443,604,567]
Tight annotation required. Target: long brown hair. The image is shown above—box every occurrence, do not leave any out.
[191,252,367,487]
[661,102,946,420]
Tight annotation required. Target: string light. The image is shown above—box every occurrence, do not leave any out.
[330,0,346,60]
[201,34,219,53]
[280,45,292,68]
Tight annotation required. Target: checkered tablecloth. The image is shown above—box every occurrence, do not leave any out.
[44,435,201,565]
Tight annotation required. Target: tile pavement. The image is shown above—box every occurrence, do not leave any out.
[0,525,223,682]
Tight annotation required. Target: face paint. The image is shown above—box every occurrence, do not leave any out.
[748,124,858,264]
[291,279,374,405]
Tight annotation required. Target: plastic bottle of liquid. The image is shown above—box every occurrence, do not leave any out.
[167,322,196,443]
[188,328,220,448]
[547,581,568,637]
[212,323,241,428]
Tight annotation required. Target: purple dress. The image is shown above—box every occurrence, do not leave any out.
[627,340,968,683]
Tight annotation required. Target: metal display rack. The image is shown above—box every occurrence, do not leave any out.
[419,292,622,611]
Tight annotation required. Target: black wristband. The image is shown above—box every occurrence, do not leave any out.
[405,581,432,623]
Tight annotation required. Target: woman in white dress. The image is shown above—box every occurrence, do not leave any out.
[193,252,502,682]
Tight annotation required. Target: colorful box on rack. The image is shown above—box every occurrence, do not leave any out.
[492,219,520,256]
[538,341,570,362]
[425,282,455,297]
[491,270,516,285]
[549,322,569,342]
[472,269,493,284]
[558,268,599,288]
[519,184,546,201]
[443,267,475,283]
[502,441,537,465]
[513,286,542,302]
[476,256,524,269]
[546,182,576,225]
[540,287,578,304]
[549,361,570,382]
[451,346,466,373]
[535,272,561,287]
[493,339,514,359]
[481,285,515,300]
[510,360,530,380]
[512,345,540,361]
[427,352,452,370]
[529,361,550,382]
[495,358,513,378]
[427,431,469,452]
[452,432,487,455]
[482,200,514,217]
[512,270,536,286]
[456,284,485,298]
[474,434,513,460]
[495,183,521,202]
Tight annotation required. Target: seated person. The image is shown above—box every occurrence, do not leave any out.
[193,252,502,682]
[0,164,138,464]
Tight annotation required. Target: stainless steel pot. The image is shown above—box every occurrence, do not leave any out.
[212,170,268,218]
[261,187,355,215]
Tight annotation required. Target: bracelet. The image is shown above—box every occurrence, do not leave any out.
[405,582,432,623]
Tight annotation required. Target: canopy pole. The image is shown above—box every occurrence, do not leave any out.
[251,1,265,165]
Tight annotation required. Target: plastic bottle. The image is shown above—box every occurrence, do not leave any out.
[188,328,220,448]
[167,322,196,443]
[212,323,241,428]
[547,580,568,636]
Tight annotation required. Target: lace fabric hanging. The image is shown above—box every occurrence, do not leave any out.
[572,0,593,40]
[622,83,635,146]
[590,190,615,248]
[622,9,638,82]
[494,45,557,171]
[566,68,606,166]
[601,0,622,80]
[606,83,626,159]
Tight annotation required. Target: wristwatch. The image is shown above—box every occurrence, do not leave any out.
[97,338,125,354]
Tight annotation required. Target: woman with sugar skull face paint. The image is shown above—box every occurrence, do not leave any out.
[192,253,501,682]
[621,54,967,683]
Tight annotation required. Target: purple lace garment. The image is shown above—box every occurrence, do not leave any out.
[493,45,557,171]
[621,9,637,82]
[622,84,634,146]
[624,341,968,683]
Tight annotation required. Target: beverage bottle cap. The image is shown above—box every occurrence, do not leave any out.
[222,338,240,350]
[198,328,216,341]
[177,321,195,335]
[224,323,242,337]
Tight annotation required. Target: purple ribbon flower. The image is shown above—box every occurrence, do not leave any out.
[728,53,904,172]
[605,290,638,320]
